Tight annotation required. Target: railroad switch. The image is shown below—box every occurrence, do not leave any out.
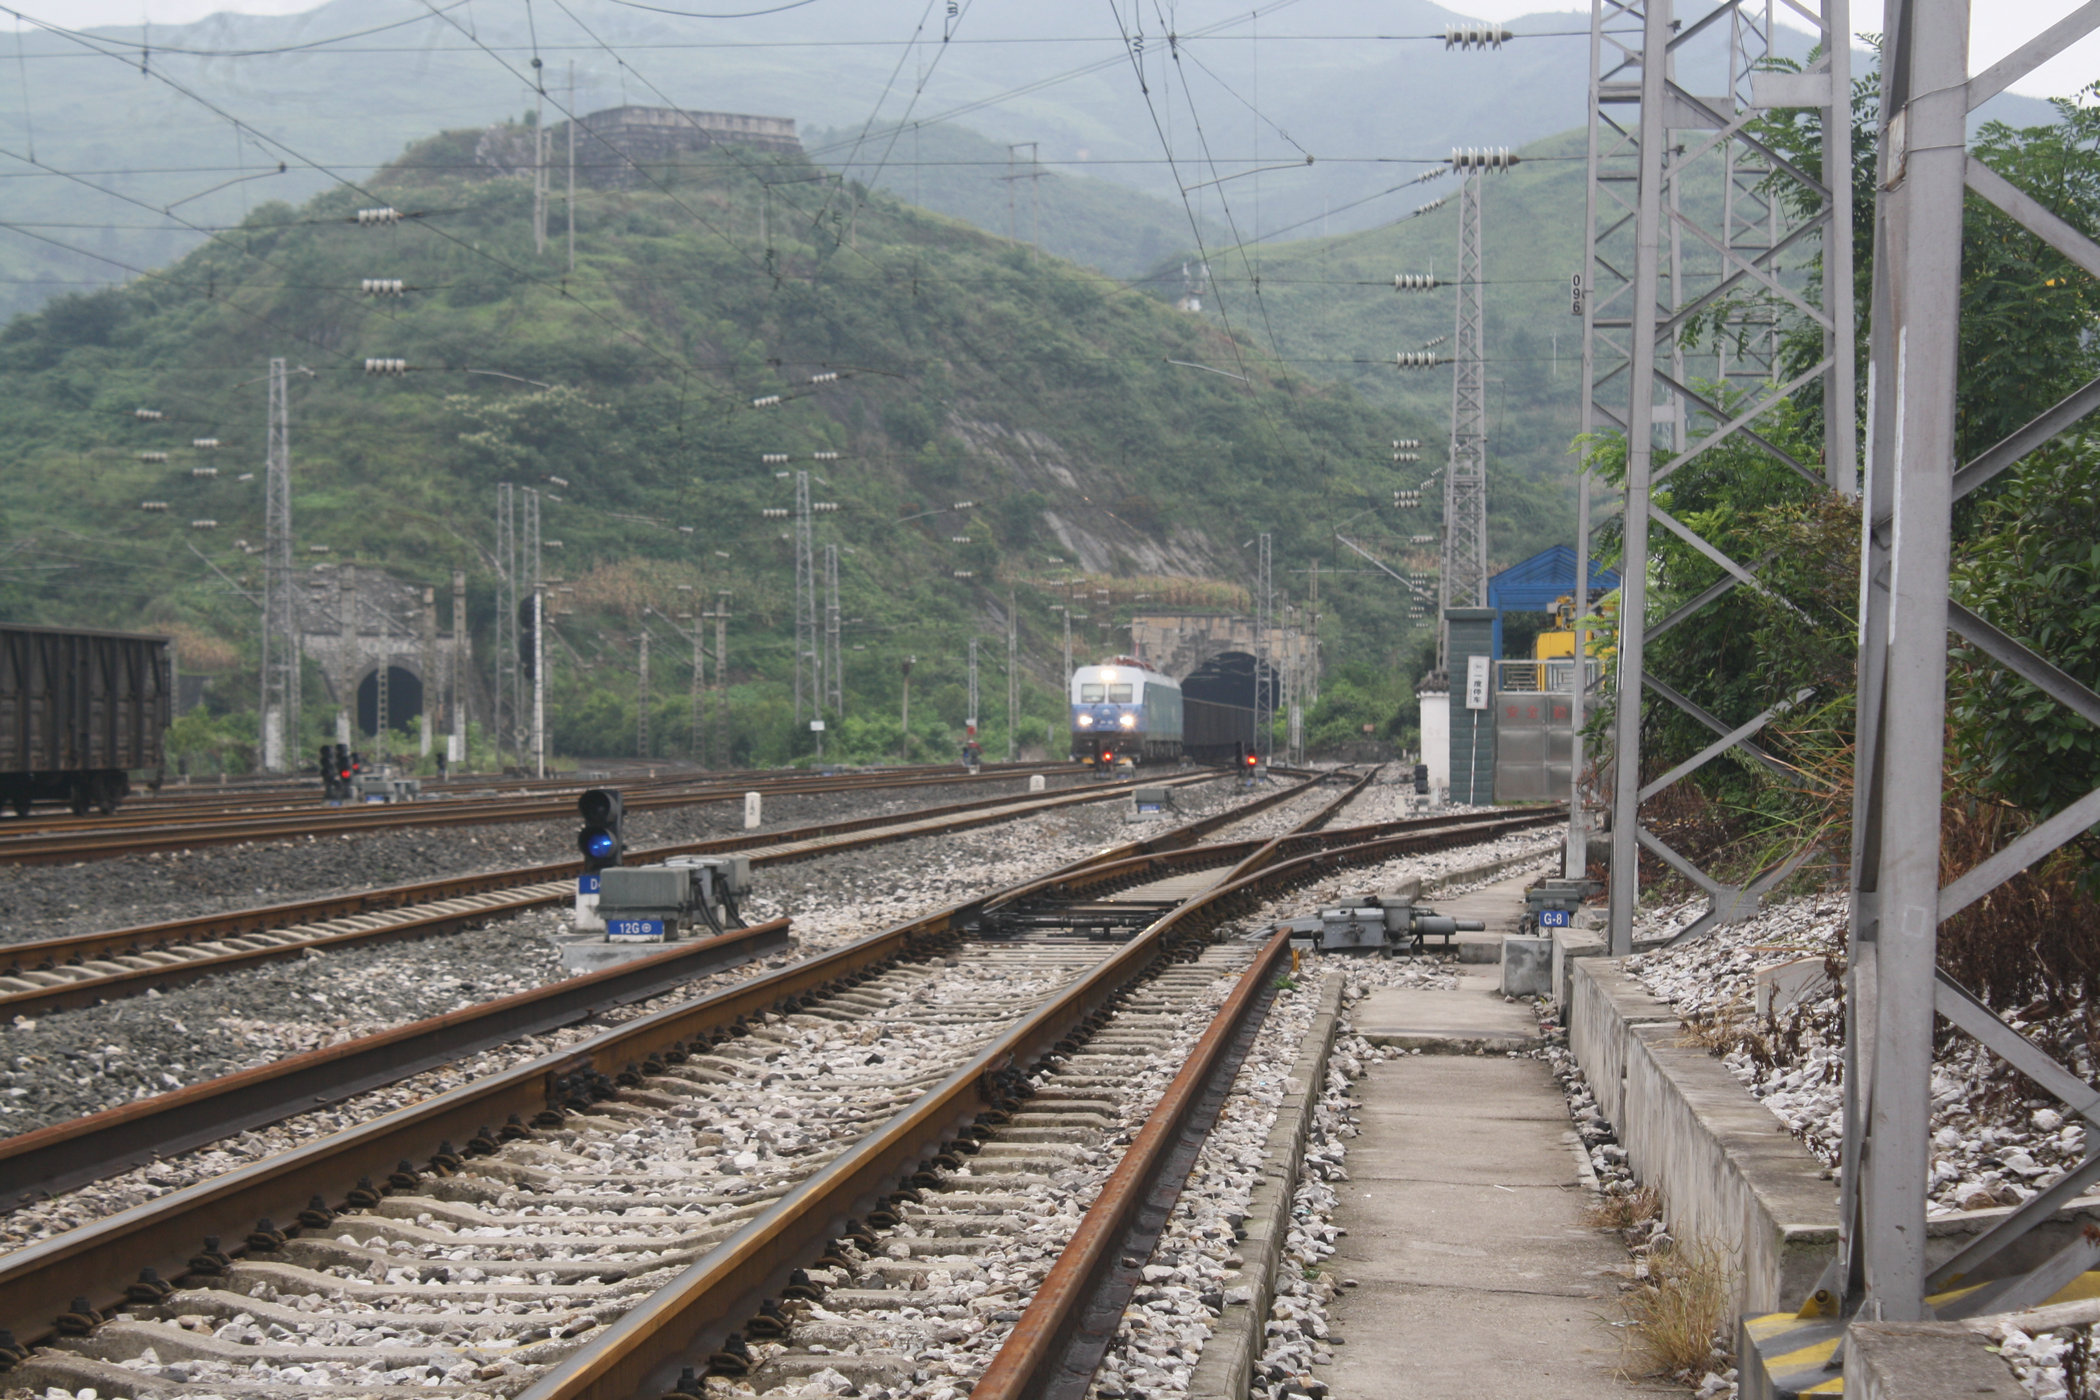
[1279,877,1486,955]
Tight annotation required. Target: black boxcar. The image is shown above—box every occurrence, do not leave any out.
[0,624,171,815]
[1183,696,1255,765]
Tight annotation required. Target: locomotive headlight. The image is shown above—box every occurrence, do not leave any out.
[1118,713,1137,729]
[1076,714,1094,727]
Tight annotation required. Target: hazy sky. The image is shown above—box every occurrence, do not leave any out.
[19,0,2100,101]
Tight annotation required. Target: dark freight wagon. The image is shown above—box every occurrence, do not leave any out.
[0,624,171,815]
[1183,696,1255,765]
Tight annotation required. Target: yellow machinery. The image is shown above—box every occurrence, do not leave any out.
[1533,595,1578,660]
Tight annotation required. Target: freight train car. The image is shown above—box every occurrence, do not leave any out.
[1182,695,1256,765]
[1069,658,1183,764]
[0,624,171,815]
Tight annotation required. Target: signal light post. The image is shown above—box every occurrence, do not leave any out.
[574,788,625,931]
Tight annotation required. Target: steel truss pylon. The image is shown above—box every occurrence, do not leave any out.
[1839,0,2100,1330]
[1578,0,1857,956]
[259,357,299,772]
[1439,173,1490,672]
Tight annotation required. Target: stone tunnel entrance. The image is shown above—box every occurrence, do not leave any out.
[356,665,424,739]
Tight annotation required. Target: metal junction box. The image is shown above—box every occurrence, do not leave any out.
[1524,877,1597,932]
[1132,786,1173,816]
[597,857,753,941]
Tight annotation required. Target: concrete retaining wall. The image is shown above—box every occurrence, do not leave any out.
[1566,956,1838,1313]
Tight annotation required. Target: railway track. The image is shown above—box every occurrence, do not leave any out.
[0,778,1560,1400]
[6,761,1065,835]
[0,771,1223,1019]
[0,763,1083,866]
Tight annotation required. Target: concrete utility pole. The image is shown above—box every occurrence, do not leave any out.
[523,488,544,777]
[1006,589,1019,761]
[967,638,979,740]
[337,563,357,744]
[898,655,915,759]
[1576,0,1855,956]
[450,568,467,764]
[1004,142,1042,259]
[712,595,731,765]
[565,61,577,275]
[1438,175,1490,674]
[825,543,843,717]
[636,631,650,759]
[1060,579,1074,681]
[1254,533,1273,764]
[419,586,436,757]
[793,470,816,726]
[375,590,391,761]
[531,586,545,777]
[259,356,297,771]
[533,83,548,256]
[688,612,704,761]
[496,483,518,768]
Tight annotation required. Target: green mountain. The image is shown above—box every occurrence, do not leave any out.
[0,125,1444,766]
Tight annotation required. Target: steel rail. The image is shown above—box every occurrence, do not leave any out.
[0,764,1084,866]
[4,760,1066,836]
[971,928,1294,1400]
[520,808,1561,1400]
[0,774,1210,1018]
[971,810,1564,1400]
[0,772,1323,1354]
[0,920,794,1208]
[0,773,1324,1210]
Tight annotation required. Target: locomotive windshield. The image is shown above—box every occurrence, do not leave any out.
[1108,684,1133,702]
[1079,683,1105,702]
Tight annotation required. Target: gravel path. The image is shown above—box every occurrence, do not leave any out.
[0,775,1088,947]
[1,776,1257,1246]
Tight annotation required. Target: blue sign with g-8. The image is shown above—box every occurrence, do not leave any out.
[607,918,665,941]
[1539,908,1571,928]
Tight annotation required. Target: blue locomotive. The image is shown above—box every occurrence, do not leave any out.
[1069,658,1183,765]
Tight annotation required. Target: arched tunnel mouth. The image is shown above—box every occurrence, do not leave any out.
[356,665,424,738]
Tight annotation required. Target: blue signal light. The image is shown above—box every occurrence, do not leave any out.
[584,831,617,861]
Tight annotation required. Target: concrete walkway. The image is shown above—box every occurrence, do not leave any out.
[1318,1055,1674,1398]
[1315,867,1673,1399]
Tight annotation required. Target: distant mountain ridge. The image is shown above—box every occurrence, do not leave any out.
[0,0,2056,322]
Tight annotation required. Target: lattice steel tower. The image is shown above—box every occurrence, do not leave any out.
[1437,175,1491,671]
[1575,0,1856,953]
[258,357,299,772]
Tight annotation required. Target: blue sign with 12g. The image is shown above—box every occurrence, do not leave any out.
[607,918,665,941]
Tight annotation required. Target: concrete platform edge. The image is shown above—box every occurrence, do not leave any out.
[1565,957,1838,1317]
[1845,1322,2017,1400]
[1187,970,1348,1400]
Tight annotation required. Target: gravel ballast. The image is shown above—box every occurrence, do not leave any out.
[1,776,1276,1245]
[0,774,1089,947]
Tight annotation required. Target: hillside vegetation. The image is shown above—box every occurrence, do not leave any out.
[0,125,1445,767]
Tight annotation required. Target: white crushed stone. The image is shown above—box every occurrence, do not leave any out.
[1625,892,2092,1216]
[4,782,1266,1247]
